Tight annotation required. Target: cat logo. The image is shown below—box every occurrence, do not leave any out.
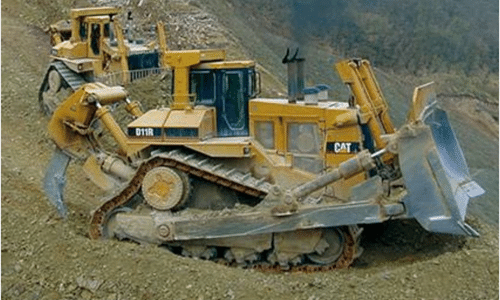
[326,142,360,154]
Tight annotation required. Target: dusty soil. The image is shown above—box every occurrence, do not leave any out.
[2,0,498,299]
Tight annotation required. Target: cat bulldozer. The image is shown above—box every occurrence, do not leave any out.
[39,7,171,115]
[43,48,484,271]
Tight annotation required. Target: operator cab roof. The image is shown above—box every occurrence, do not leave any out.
[70,7,120,18]
[194,60,255,70]
[251,98,350,109]
[84,15,111,23]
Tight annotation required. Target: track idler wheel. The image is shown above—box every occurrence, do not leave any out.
[40,69,72,116]
[261,226,361,271]
[48,69,62,93]
[306,228,345,265]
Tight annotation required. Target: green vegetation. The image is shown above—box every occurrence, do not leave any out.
[229,0,498,75]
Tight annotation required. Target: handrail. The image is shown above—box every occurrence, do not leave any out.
[95,67,167,86]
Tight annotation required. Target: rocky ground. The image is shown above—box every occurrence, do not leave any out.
[2,0,498,299]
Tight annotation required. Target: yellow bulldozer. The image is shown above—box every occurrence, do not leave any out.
[43,44,484,270]
[39,7,171,115]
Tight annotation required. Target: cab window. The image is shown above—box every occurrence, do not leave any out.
[104,23,111,38]
[223,71,245,128]
[190,71,216,105]
[255,121,274,149]
[90,23,101,55]
[287,123,321,154]
[287,123,324,174]
[79,22,88,41]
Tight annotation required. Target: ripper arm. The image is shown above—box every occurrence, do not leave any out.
[44,83,141,218]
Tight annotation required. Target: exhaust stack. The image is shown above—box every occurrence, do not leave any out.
[282,48,305,103]
[286,56,297,103]
[296,57,305,101]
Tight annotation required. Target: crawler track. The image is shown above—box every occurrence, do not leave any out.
[90,149,359,271]
[90,149,272,239]
[39,61,87,115]
[214,226,360,272]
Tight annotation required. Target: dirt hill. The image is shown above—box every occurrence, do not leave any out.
[2,0,498,299]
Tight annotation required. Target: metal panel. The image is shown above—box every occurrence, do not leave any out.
[43,147,72,218]
[399,107,483,236]
[170,202,393,240]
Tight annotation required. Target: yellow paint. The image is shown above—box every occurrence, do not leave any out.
[165,108,210,128]
[408,82,436,123]
[357,60,395,134]
[112,20,130,84]
[127,107,216,142]
[48,57,95,73]
[49,7,133,84]
[194,60,255,70]
[70,7,120,18]
[82,155,116,191]
[96,106,131,154]
[128,109,170,128]
[248,97,368,196]
[89,86,128,105]
[186,142,250,157]
[336,60,387,150]
[54,41,88,59]
[48,84,100,158]
[156,21,169,55]
[249,98,361,162]
[48,83,132,158]
[162,50,226,109]
[331,173,366,200]
[124,100,143,117]
[69,7,120,43]
[84,15,110,23]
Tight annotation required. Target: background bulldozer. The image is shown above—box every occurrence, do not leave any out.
[43,44,484,270]
[39,7,170,115]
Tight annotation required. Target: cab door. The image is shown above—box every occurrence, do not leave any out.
[218,70,249,137]
[191,68,255,137]
[88,23,102,58]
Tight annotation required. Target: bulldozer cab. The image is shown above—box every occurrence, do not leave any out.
[69,7,119,42]
[81,16,112,57]
[190,61,259,137]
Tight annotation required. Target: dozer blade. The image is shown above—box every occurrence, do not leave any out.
[43,147,72,219]
[398,106,484,237]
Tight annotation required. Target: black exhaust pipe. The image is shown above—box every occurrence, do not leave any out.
[282,48,305,103]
